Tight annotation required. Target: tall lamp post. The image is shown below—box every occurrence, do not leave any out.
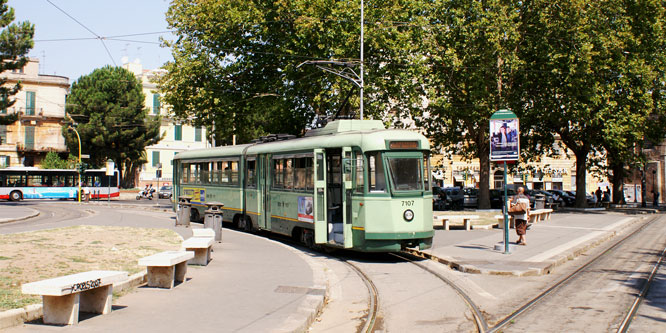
[106,159,114,203]
[68,126,82,203]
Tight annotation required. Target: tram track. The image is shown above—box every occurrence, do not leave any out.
[390,252,489,333]
[486,214,664,332]
[341,259,380,333]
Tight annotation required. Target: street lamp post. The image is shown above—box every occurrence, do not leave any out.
[69,126,82,203]
[106,159,114,203]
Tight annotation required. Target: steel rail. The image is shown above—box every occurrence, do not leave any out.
[487,214,661,333]
[390,252,488,333]
[616,245,666,333]
[343,260,379,333]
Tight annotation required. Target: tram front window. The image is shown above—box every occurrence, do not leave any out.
[387,157,423,191]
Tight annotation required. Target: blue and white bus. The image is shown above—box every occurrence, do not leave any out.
[0,167,119,201]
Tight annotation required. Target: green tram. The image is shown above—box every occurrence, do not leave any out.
[173,120,433,252]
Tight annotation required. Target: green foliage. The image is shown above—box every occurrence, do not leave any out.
[41,152,76,169]
[159,0,428,144]
[64,66,162,188]
[0,0,33,125]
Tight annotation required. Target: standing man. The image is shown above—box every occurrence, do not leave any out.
[595,187,602,207]
[510,187,531,245]
[653,190,660,208]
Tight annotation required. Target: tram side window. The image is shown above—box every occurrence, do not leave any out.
[423,154,431,191]
[216,160,239,186]
[367,152,386,193]
[199,162,210,184]
[246,159,256,188]
[294,157,313,192]
[353,152,365,193]
[272,159,285,189]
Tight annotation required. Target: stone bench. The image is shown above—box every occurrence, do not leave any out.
[495,215,516,229]
[21,270,127,325]
[181,237,214,265]
[138,251,194,289]
[433,215,480,230]
[531,208,553,222]
[192,228,215,239]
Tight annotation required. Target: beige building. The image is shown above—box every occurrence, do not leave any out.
[0,58,69,167]
[123,60,209,188]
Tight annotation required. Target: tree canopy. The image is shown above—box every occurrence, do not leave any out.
[158,0,427,144]
[64,66,161,188]
[161,0,666,207]
[0,0,33,125]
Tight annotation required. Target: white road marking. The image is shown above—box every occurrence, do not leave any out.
[524,231,605,262]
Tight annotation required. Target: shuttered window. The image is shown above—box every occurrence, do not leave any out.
[152,94,160,115]
[152,151,160,167]
[25,126,35,150]
[174,125,182,141]
[26,91,35,115]
[194,127,202,142]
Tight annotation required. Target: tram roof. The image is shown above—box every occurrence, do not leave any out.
[174,120,430,161]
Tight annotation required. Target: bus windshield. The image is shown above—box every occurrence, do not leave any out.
[386,155,423,192]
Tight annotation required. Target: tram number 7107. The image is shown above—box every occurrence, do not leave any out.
[401,200,415,207]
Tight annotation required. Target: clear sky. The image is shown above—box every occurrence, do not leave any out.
[9,0,174,82]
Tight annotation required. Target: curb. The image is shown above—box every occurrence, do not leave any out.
[0,208,40,225]
[409,215,647,277]
[0,272,147,330]
[82,201,174,213]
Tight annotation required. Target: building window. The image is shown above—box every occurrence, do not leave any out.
[152,151,160,167]
[24,126,34,150]
[174,125,182,141]
[152,94,160,115]
[26,91,35,115]
[0,125,6,144]
[195,127,202,142]
[0,155,9,168]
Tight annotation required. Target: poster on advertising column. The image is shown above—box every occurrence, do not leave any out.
[489,109,520,162]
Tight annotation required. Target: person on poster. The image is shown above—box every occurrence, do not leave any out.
[492,122,515,151]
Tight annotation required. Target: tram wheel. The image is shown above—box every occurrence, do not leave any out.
[238,216,253,232]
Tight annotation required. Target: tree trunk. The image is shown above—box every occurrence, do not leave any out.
[477,144,491,209]
[574,150,588,208]
[610,160,626,204]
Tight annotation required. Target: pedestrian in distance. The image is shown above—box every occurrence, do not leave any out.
[509,186,531,245]
[653,190,660,208]
[595,187,602,207]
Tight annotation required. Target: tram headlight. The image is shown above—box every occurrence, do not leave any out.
[403,209,414,222]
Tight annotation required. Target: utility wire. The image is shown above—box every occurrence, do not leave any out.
[45,0,117,66]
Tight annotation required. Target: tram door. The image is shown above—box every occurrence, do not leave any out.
[320,148,353,248]
[261,154,271,230]
[313,149,327,244]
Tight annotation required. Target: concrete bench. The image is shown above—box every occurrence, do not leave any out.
[192,228,215,239]
[138,251,195,289]
[530,208,553,222]
[21,270,127,325]
[433,215,480,230]
[495,215,516,229]
[181,237,214,265]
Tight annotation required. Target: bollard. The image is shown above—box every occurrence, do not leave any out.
[204,202,224,242]
[176,196,192,227]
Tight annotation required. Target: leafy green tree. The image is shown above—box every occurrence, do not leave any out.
[418,0,522,209]
[159,0,429,144]
[515,0,666,206]
[41,152,77,169]
[63,66,161,188]
[0,0,33,125]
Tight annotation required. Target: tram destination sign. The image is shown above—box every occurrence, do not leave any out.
[489,109,519,162]
[387,141,419,150]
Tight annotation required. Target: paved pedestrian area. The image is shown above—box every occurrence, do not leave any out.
[0,204,40,223]
[422,212,643,276]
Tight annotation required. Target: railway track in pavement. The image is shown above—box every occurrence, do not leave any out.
[486,214,665,332]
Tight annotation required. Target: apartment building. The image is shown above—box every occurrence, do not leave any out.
[0,58,69,168]
[123,60,209,188]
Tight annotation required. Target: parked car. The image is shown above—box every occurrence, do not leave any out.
[549,189,575,206]
[443,187,464,210]
[432,186,447,211]
[490,188,516,209]
[567,191,597,206]
[158,185,172,199]
[463,188,478,208]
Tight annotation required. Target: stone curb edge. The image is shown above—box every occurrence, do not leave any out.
[407,215,647,277]
[0,209,40,225]
[0,272,147,330]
